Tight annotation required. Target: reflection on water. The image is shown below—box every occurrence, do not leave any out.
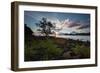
[55,35,90,41]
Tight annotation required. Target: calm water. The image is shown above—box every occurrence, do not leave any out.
[34,33,90,41]
[56,35,90,41]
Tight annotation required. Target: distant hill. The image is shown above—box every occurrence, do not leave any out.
[59,32,90,35]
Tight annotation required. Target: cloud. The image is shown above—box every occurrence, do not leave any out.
[62,19,81,28]
[67,22,81,28]
[33,16,90,30]
[77,24,90,29]
[62,19,90,29]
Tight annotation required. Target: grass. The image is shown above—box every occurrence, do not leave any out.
[24,36,90,61]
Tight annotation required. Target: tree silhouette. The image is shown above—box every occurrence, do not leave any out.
[25,24,33,37]
[36,17,55,37]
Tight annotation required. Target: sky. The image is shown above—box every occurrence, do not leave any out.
[24,11,90,34]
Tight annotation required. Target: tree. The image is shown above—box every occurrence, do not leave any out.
[36,17,55,37]
[24,24,33,41]
[25,24,33,36]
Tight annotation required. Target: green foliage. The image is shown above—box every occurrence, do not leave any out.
[72,44,90,58]
[25,39,63,61]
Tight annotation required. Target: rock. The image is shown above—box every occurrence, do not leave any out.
[72,55,81,59]
[62,51,72,59]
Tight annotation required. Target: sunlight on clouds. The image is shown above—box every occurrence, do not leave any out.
[24,11,90,34]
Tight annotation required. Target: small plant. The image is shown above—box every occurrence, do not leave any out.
[25,39,63,61]
[72,44,90,58]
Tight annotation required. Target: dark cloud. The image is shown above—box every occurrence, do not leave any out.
[77,24,90,29]
[67,22,81,28]
[59,19,90,30]
[63,19,82,28]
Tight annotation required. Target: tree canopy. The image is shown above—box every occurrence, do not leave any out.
[36,17,55,37]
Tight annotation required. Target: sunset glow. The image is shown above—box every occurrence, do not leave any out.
[24,11,90,34]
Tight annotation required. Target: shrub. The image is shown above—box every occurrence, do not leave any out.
[72,44,90,58]
[25,39,63,61]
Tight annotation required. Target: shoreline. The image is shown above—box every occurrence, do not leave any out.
[32,35,90,43]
